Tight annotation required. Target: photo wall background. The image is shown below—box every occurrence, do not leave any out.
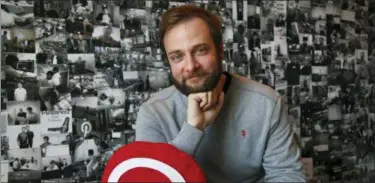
[1,0,374,182]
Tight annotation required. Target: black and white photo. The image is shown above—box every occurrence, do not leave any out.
[7,101,40,125]
[1,0,34,29]
[7,148,42,182]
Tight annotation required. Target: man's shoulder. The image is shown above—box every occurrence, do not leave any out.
[231,74,280,103]
[142,85,179,108]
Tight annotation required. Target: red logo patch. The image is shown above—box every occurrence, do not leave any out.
[241,130,246,139]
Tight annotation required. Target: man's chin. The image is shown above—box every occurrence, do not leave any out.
[186,84,212,93]
[173,79,216,96]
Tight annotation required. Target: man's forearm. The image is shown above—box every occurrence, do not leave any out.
[135,106,204,156]
[169,122,204,156]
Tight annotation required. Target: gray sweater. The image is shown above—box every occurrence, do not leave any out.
[135,73,307,183]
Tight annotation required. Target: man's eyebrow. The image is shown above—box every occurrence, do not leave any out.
[167,50,181,55]
[167,43,210,55]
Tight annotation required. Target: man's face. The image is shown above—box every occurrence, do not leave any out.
[47,3,53,10]
[19,109,23,113]
[47,73,52,80]
[163,18,222,95]
[26,126,29,131]
[22,127,26,132]
[18,83,22,88]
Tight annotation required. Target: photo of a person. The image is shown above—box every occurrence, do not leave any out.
[26,107,39,124]
[17,126,29,149]
[96,5,112,25]
[13,83,27,102]
[15,108,27,125]
[25,125,34,148]
[40,136,51,157]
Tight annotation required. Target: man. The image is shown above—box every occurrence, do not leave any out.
[51,67,61,87]
[266,65,276,89]
[40,136,51,157]
[357,52,366,65]
[61,158,69,169]
[12,158,21,171]
[45,1,59,18]
[233,44,247,67]
[135,5,306,182]
[96,25,120,47]
[26,107,39,124]
[17,126,29,149]
[67,33,78,53]
[233,24,245,45]
[15,108,27,125]
[275,14,285,27]
[96,5,112,25]
[36,49,48,64]
[25,125,34,148]
[40,71,54,87]
[61,134,75,155]
[51,50,58,65]
[77,33,87,52]
[2,31,8,47]
[47,160,59,170]
[14,83,27,101]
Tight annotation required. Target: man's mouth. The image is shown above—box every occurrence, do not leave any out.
[188,75,204,82]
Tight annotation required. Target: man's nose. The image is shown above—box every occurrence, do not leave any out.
[184,54,199,72]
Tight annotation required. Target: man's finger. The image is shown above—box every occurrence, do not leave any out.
[199,93,208,109]
[203,92,212,111]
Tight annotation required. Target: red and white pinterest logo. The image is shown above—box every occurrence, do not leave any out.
[101,141,206,182]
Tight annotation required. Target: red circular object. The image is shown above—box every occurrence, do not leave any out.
[119,167,170,182]
[101,141,206,183]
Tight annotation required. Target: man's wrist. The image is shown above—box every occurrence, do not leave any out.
[186,120,206,131]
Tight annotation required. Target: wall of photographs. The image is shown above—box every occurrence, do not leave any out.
[0,0,375,182]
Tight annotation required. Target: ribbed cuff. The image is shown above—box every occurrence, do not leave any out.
[170,122,204,155]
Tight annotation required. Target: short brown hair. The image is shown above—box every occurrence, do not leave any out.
[159,5,222,59]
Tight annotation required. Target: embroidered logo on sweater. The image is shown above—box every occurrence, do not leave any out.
[241,130,246,139]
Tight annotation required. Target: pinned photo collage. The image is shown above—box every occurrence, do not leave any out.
[0,0,374,182]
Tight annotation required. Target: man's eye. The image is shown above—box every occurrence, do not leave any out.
[196,48,207,55]
[171,55,182,61]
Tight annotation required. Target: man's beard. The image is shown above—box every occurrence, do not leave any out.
[172,60,222,96]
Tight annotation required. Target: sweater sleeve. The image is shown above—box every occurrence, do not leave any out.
[262,96,307,182]
[135,105,204,156]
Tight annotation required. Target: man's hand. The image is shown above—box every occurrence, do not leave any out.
[187,91,225,131]
[200,75,227,111]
